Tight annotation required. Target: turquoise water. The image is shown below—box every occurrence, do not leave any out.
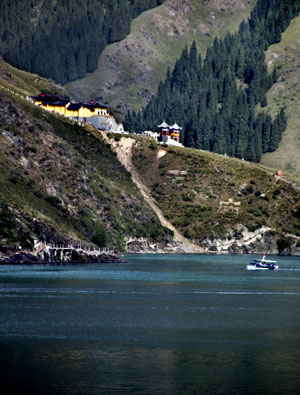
[0,254,300,394]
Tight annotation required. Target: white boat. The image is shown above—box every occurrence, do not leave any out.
[246,254,279,271]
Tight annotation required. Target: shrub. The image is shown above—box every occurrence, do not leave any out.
[149,142,156,150]
[182,193,194,202]
[8,174,22,184]
[91,220,107,247]
[45,196,62,208]
[26,178,35,188]
[277,237,293,253]
[247,223,261,232]
[292,207,300,219]
[245,185,254,194]
[272,188,281,198]
[34,190,44,199]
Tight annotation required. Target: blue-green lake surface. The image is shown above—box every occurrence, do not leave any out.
[1,254,300,394]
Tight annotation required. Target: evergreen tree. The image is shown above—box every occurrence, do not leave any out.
[213,117,227,154]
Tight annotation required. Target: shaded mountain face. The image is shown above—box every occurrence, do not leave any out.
[65,0,256,114]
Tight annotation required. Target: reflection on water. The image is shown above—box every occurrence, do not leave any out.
[2,341,300,395]
[0,254,300,394]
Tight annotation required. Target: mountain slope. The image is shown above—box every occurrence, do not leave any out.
[0,58,68,97]
[0,61,173,255]
[1,59,300,256]
[66,0,256,114]
[130,137,300,254]
[261,15,300,174]
[0,0,165,85]
[104,133,203,252]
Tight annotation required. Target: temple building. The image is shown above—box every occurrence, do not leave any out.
[32,93,109,121]
[31,93,70,116]
[157,121,182,144]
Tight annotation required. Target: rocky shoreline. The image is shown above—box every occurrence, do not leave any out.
[1,225,300,264]
[126,228,300,256]
[0,250,125,264]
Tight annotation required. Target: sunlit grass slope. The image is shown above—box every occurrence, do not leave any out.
[66,0,256,114]
[261,15,300,175]
[132,137,300,245]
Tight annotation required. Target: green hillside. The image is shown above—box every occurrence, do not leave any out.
[1,58,300,256]
[131,137,300,253]
[261,15,300,174]
[0,61,172,254]
[66,0,256,114]
[0,58,67,97]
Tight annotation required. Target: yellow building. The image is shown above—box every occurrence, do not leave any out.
[87,100,109,116]
[44,102,70,116]
[32,93,109,119]
[64,103,87,118]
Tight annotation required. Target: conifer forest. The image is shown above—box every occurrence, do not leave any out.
[125,0,300,162]
[0,0,164,84]
[1,0,300,163]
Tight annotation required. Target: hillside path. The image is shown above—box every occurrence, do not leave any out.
[101,133,203,253]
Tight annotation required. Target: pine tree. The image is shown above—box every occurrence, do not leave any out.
[66,55,78,82]
[213,117,227,154]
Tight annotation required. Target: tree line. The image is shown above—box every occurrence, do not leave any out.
[125,0,300,162]
[0,0,164,84]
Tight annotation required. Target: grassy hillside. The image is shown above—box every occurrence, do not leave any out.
[66,0,256,115]
[0,58,68,98]
[132,137,300,251]
[0,61,172,254]
[1,57,299,256]
[261,15,300,175]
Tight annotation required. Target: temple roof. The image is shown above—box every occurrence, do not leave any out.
[170,122,182,130]
[45,101,69,106]
[67,103,82,111]
[157,121,169,128]
[31,93,69,104]
[87,100,108,109]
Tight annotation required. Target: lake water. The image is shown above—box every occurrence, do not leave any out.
[0,254,300,394]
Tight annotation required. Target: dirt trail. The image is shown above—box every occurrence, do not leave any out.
[102,133,203,252]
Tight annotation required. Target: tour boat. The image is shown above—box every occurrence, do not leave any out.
[246,254,279,271]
